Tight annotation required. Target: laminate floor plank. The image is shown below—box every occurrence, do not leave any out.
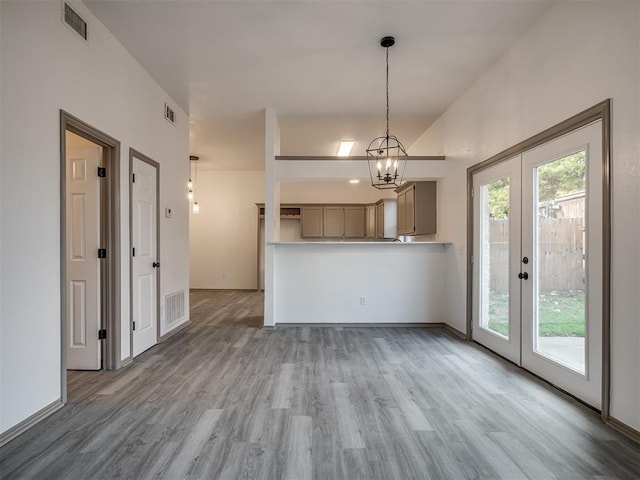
[1,290,638,480]
[331,382,366,449]
[284,415,312,480]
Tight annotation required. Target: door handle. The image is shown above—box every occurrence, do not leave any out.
[518,272,529,280]
[152,262,160,268]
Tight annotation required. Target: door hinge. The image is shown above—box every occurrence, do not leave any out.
[133,321,136,331]
[132,247,135,257]
[471,187,474,198]
[98,248,107,259]
[98,329,107,340]
[132,173,136,183]
[470,253,474,264]
[98,167,106,178]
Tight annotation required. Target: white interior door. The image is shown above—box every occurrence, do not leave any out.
[66,142,102,370]
[521,121,602,408]
[132,157,158,357]
[472,156,522,364]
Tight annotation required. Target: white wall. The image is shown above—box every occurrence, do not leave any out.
[275,243,449,324]
[410,1,640,431]
[0,1,189,435]
[189,170,264,290]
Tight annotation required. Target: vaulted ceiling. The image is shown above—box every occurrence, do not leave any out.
[85,0,554,170]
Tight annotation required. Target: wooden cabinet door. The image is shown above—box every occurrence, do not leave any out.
[345,207,365,238]
[301,207,323,237]
[376,203,384,238]
[366,205,376,238]
[323,207,344,238]
[405,185,416,234]
[397,191,406,234]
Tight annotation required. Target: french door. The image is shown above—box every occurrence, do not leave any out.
[473,121,603,408]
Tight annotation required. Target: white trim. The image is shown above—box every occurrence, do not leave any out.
[0,400,64,447]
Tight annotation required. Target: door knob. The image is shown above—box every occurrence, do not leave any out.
[518,272,529,280]
[153,262,160,268]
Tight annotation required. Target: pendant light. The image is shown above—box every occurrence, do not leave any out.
[367,36,407,189]
[188,155,197,201]
[189,155,200,214]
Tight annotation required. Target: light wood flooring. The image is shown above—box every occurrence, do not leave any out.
[1,289,638,479]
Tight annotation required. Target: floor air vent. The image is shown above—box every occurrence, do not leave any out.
[165,290,185,325]
[64,3,88,40]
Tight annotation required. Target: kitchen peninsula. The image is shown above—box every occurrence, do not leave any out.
[271,240,451,325]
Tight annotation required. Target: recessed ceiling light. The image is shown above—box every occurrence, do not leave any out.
[349,179,360,184]
[337,140,355,157]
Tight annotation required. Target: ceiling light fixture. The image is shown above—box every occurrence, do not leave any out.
[337,140,355,157]
[367,36,407,189]
[189,155,200,214]
[349,179,360,184]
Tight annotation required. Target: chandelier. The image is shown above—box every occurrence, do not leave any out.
[367,36,407,189]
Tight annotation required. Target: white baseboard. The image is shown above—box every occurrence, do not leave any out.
[0,399,64,447]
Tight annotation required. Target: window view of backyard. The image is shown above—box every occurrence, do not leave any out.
[484,151,587,372]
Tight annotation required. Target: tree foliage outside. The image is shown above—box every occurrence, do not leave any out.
[487,151,586,219]
[488,177,510,219]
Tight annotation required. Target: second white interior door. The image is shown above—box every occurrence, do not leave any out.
[132,156,159,357]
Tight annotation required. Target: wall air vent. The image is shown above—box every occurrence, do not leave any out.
[164,103,176,126]
[63,3,88,40]
[165,290,185,326]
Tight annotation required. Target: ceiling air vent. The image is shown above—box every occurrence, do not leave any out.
[63,3,88,40]
[164,103,176,125]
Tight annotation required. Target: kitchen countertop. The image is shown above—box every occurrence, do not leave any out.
[269,241,451,245]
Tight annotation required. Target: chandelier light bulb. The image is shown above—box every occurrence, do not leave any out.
[192,201,200,214]
[187,178,193,190]
[188,189,194,202]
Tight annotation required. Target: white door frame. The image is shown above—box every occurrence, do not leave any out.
[466,100,611,418]
[60,110,122,402]
[129,149,161,357]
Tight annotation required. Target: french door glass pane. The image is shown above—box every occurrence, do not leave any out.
[480,177,510,338]
[534,151,586,374]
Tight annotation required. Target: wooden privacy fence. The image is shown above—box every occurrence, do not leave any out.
[489,218,585,292]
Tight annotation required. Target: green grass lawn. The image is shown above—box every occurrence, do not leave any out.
[487,290,585,337]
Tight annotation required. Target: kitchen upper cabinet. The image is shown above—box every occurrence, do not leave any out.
[301,207,323,237]
[396,181,436,236]
[344,207,365,238]
[323,207,345,238]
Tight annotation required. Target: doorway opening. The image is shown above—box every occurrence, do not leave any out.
[60,111,121,403]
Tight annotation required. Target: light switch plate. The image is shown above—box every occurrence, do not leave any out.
[165,207,172,218]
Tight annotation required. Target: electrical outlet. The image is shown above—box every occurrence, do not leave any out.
[360,296,366,306]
